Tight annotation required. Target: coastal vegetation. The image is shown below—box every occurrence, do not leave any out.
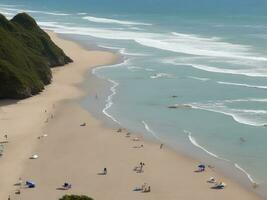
[0,13,72,99]
[59,195,94,200]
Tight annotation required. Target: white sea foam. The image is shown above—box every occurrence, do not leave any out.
[171,32,221,42]
[36,20,267,64]
[217,81,267,89]
[187,131,257,184]
[126,66,143,72]
[191,102,267,127]
[165,60,267,77]
[2,8,70,16]
[0,4,20,8]
[92,60,128,125]
[186,130,225,159]
[188,76,210,81]
[82,16,152,26]
[135,37,267,62]
[223,98,267,104]
[150,73,174,79]
[92,59,130,75]
[77,12,87,15]
[145,68,155,71]
[142,121,161,140]
[234,163,257,184]
[102,79,120,125]
[0,11,13,16]
[128,27,145,31]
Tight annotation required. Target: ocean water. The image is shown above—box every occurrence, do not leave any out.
[1,0,267,196]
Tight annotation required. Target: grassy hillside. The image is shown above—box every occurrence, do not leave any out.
[0,13,72,99]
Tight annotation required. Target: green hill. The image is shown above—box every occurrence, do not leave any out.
[0,13,72,99]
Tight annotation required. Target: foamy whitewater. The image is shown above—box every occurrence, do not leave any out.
[1,0,267,197]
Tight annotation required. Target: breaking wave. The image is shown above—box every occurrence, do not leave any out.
[188,76,210,81]
[187,131,257,184]
[217,81,267,89]
[35,21,267,66]
[102,79,121,125]
[186,130,229,161]
[190,102,267,127]
[142,121,161,140]
[150,73,174,79]
[82,15,152,26]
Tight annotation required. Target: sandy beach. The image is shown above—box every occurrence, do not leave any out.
[0,32,263,200]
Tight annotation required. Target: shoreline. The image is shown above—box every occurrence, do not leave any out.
[0,32,263,200]
[76,35,263,196]
[0,31,119,199]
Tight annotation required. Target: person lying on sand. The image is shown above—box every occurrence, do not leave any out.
[133,144,144,148]
[62,182,72,190]
[207,177,216,183]
[195,164,205,172]
[80,122,86,126]
[143,185,151,193]
[117,128,122,133]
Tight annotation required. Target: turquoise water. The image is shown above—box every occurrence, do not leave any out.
[1,0,267,196]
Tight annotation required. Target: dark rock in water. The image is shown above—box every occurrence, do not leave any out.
[168,105,178,109]
[168,104,192,109]
[171,95,178,98]
[0,13,73,99]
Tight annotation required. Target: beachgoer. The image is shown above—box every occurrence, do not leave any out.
[139,162,145,172]
[141,183,147,190]
[18,177,22,187]
[104,168,107,175]
[117,128,122,133]
[160,143,163,149]
[4,134,7,140]
[143,185,151,192]
[240,137,246,143]
[63,182,71,189]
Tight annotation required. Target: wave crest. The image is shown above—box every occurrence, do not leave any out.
[82,16,152,26]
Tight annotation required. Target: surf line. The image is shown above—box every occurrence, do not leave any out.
[185,130,258,186]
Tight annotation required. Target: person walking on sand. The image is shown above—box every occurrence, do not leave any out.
[4,134,8,141]
[103,168,107,175]
[160,143,163,149]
